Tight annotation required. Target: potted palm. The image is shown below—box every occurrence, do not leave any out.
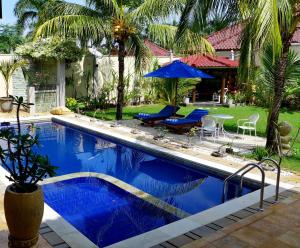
[0,96,56,248]
[0,59,28,112]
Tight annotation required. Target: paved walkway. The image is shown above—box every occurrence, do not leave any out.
[182,190,300,248]
[152,189,300,248]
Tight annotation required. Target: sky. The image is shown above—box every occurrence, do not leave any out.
[0,0,85,25]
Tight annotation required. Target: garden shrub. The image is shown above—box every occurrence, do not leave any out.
[66,97,86,112]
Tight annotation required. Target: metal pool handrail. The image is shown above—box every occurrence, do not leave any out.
[223,163,266,211]
[258,158,281,202]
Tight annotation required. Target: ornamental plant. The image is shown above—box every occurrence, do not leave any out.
[0,59,28,97]
[15,37,84,62]
[0,96,56,193]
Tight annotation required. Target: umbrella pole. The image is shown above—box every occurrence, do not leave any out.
[174,79,178,106]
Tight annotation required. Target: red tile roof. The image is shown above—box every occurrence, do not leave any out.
[208,23,300,51]
[181,54,239,68]
[144,39,170,57]
[207,23,242,51]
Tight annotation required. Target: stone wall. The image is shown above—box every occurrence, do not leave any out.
[34,88,57,113]
[12,67,28,102]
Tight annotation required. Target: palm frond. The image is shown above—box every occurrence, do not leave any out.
[176,28,214,54]
[148,24,177,49]
[256,45,300,101]
[86,0,120,15]
[129,0,185,22]
[238,0,292,84]
[129,35,152,72]
[177,0,238,39]
[176,0,210,38]
[34,15,107,43]
[17,11,37,28]
[14,0,42,17]
[39,1,103,22]
[0,59,29,96]
[14,0,45,29]
[148,24,214,54]
[0,60,28,82]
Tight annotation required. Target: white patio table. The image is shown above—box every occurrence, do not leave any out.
[211,114,234,137]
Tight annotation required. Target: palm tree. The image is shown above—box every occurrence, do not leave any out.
[178,0,300,150]
[14,0,49,32]
[256,46,300,110]
[34,0,213,120]
[0,59,29,97]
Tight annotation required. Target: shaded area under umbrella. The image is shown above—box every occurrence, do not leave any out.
[144,60,214,105]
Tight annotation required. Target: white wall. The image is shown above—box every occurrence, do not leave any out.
[94,55,179,98]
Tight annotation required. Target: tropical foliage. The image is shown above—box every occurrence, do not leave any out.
[15,37,84,61]
[0,59,29,97]
[14,0,48,33]
[254,46,300,108]
[0,25,24,54]
[178,0,300,150]
[33,0,213,120]
[0,96,56,193]
[150,78,199,104]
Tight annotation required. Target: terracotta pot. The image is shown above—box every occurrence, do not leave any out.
[4,184,44,248]
[0,97,13,112]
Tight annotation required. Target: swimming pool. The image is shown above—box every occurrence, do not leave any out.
[1,121,258,247]
[42,177,179,247]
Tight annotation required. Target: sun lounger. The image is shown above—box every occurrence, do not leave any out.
[161,109,209,133]
[134,105,180,126]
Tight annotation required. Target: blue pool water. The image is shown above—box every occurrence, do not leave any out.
[43,177,178,247]
[1,122,258,246]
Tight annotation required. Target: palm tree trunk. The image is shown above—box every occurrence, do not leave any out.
[116,40,125,120]
[265,45,290,150]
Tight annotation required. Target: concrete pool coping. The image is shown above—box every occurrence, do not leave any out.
[0,116,295,248]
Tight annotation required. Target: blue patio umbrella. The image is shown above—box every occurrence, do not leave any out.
[144,60,214,104]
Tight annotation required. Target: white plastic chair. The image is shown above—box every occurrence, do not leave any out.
[237,113,260,136]
[212,88,228,103]
[199,116,218,142]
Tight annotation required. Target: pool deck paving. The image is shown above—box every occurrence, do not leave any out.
[0,113,300,247]
[155,188,300,248]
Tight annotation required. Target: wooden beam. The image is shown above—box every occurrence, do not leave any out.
[220,77,226,104]
[192,89,196,103]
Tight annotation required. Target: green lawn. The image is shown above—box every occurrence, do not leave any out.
[87,104,300,172]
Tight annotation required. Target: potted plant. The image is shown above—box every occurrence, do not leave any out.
[225,142,234,154]
[0,59,28,112]
[153,126,167,140]
[226,93,234,106]
[0,96,56,248]
[211,143,227,157]
[182,127,197,148]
